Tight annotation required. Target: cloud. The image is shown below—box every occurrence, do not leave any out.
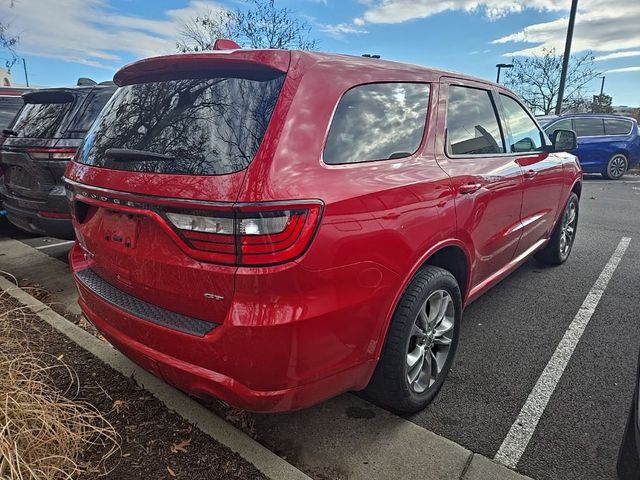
[354,0,567,25]
[319,23,368,38]
[607,66,640,73]
[355,0,640,71]
[0,0,224,69]
[595,50,640,62]
[491,0,640,58]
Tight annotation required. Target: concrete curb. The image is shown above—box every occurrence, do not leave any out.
[0,275,311,480]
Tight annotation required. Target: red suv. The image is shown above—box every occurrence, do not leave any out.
[64,48,581,413]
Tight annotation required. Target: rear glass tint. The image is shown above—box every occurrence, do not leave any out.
[77,75,285,176]
[446,85,504,155]
[66,88,115,137]
[323,83,430,165]
[10,93,73,139]
[0,96,24,130]
[604,118,632,135]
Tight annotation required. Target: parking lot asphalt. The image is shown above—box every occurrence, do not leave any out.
[1,175,639,480]
[409,176,640,479]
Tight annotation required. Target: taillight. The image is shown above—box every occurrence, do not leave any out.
[164,202,322,266]
[27,147,77,161]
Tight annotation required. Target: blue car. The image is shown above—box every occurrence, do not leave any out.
[544,114,640,179]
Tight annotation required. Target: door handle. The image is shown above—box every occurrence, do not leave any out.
[524,170,538,179]
[458,183,482,194]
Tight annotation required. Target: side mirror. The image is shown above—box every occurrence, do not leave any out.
[513,137,536,153]
[550,129,577,152]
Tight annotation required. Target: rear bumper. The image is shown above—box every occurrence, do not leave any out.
[0,185,74,238]
[78,293,375,412]
[69,243,395,412]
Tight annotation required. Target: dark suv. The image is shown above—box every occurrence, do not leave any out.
[0,83,115,238]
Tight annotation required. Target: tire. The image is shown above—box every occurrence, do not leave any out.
[534,192,579,266]
[364,266,462,413]
[603,153,628,180]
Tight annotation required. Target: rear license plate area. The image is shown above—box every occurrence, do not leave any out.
[101,210,139,250]
[7,166,34,190]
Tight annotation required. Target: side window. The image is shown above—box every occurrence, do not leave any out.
[573,118,605,137]
[446,85,504,155]
[67,88,115,135]
[499,94,544,153]
[604,119,632,136]
[323,83,430,165]
[545,118,572,136]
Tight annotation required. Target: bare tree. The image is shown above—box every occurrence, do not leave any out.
[504,48,599,115]
[0,2,18,70]
[176,9,233,53]
[177,0,317,53]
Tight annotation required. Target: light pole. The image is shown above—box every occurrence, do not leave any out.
[555,0,579,114]
[496,63,513,83]
[22,58,29,87]
[599,76,606,96]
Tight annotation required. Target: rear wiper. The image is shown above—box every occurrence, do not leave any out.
[105,148,174,162]
[2,129,18,137]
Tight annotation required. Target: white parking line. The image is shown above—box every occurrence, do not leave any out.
[494,236,632,469]
[34,240,75,250]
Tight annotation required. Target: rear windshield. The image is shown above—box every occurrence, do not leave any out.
[76,74,285,176]
[0,96,24,130]
[66,88,115,137]
[10,92,74,139]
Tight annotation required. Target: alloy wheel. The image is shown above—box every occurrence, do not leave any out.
[609,155,627,179]
[406,289,455,393]
[560,200,577,258]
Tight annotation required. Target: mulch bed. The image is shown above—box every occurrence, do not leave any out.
[0,290,267,480]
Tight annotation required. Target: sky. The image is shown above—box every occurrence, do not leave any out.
[1,0,639,107]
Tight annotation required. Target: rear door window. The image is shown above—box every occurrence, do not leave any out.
[9,91,74,139]
[66,88,115,138]
[573,118,605,137]
[323,83,430,165]
[604,118,632,136]
[499,94,544,153]
[446,85,505,155]
[0,96,24,130]
[77,74,285,176]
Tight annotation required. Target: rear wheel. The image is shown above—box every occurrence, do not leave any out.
[364,266,461,413]
[603,153,628,180]
[535,192,579,266]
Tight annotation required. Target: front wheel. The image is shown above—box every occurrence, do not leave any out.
[364,266,462,413]
[603,153,628,180]
[535,192,579,266]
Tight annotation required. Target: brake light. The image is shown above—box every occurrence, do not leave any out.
[27,147,77,161]
[164,202,322,266]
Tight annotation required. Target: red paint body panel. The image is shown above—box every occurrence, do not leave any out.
[65,50,582,412]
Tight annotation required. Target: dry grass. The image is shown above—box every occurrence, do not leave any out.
[0,288,120,480]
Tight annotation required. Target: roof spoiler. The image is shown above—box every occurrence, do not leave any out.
[113,50,291,86]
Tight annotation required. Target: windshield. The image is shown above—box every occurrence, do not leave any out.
[76,74,285,176]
